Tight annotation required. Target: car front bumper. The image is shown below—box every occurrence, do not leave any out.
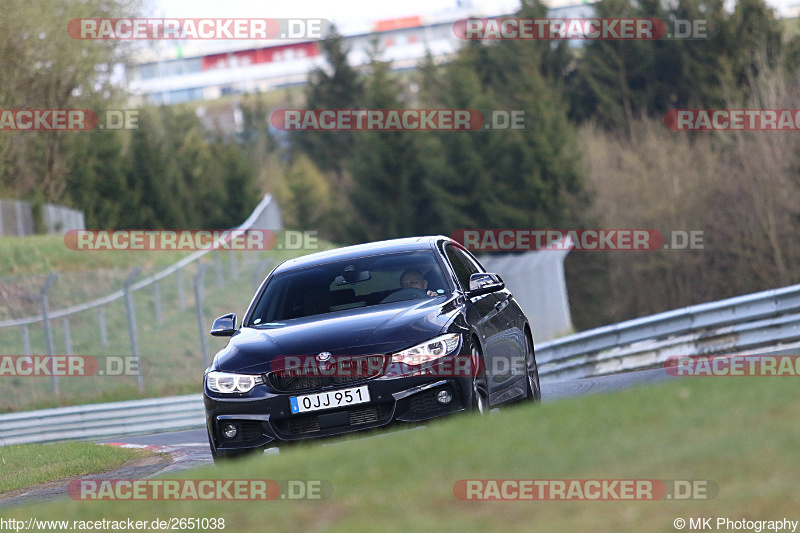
[205,375,469,456]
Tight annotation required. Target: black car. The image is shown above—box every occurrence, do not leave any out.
[204,235,539,461]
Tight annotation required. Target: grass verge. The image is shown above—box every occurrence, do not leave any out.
[0,235,334,412]
[3,376,798,532]
[0,234,190,277]
[0,443,148,495]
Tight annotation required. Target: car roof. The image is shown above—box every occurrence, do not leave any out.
[273,235,453,273]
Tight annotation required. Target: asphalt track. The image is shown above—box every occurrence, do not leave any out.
[0,367,674,508]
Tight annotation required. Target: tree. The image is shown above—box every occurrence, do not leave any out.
[0,0,141,202]
[293,26,364,184]
[64,130,130,229]
[347,41,425,241]
[124,113,180,229]
[570,0,785,130]
[280,154,332,230]
[422,13,586,233]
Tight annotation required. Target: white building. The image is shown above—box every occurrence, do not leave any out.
[127,2,598,105]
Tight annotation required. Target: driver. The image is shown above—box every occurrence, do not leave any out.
[400,269,437,297]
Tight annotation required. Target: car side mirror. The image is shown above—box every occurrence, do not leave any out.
[210,313,237,336]
[468,273,504,296]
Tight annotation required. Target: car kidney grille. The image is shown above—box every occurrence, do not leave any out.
[268,374,325,392]
[267,355,387,393]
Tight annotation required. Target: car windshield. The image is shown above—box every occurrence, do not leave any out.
[247,250,451,325]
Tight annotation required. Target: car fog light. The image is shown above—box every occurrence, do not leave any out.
[436,390,453,405]
[222,423,238,439]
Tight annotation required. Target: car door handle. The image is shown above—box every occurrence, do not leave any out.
[494,301,505,311]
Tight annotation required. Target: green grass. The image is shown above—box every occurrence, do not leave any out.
[4,376,798,532]
[0,233,334,412]
[0,234,194,321]
[0,442,148,495]
[0,234,191,277]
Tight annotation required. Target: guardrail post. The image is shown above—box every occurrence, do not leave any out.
[62,318,72,356]
[214,251,224,288]
[194,264,210,366]
[252,258,273,290]
[14,200,25,236]
[153,281,163,326]
[176,268,186,311]
[229,250,238,279]
[40,273,58,394]
[97,306,108,347]
[21,325,30,356]
[124,268,143,393]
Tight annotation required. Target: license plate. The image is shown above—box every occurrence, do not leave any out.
[290,385,370,414]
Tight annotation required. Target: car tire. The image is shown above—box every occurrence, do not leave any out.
[470,339,489,414]
[524,331,541,402]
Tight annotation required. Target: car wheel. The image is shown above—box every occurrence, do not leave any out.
[470,340,489,414]
[524,331,541,402]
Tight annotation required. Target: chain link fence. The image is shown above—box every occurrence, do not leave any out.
[0,195,282,412]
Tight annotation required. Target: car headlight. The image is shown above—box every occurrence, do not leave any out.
[391,333,461,365]
[206,371,263,394]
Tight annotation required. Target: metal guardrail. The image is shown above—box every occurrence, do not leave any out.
[0,193,279,329]
[3,274,800,446]
[0,395,204,447]
[536,282,800,381]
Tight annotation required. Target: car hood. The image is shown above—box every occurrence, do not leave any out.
[214,297,459,374]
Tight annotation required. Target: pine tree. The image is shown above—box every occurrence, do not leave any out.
[65,130,130,229]
[293,26,364,184]
[347,44,423,240]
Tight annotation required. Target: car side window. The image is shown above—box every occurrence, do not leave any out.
[455,247,485,275]
[445,244,481,290]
